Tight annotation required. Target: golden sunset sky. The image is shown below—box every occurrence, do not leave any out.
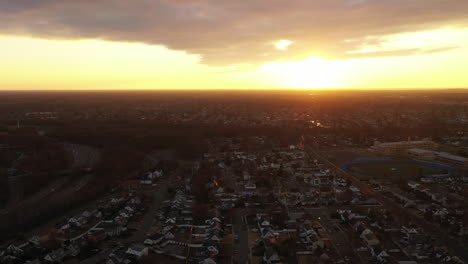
[1,0,468,90]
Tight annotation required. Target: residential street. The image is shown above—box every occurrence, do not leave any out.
[80,182,169,263]
[232,208,249,264]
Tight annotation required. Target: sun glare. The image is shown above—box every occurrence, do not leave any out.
[261,57,342,88]
[274,40,294,50]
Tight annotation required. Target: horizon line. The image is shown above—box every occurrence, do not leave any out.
[1,88,468,92]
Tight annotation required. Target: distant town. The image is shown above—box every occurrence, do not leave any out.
[1,90,468,264]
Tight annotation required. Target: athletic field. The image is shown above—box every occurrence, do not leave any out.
[342,158,452,179]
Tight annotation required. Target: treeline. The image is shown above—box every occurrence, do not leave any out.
[46,120,304,157]
[0,173,8,207]
[93,146,146,183]
[0,132,69,197]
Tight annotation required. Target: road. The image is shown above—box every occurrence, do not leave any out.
[309,148,468,261]
[319,214,362,264]
[129,183,169,242]
[233,208,249,264]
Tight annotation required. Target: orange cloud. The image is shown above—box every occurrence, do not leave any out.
[0,0,467,65]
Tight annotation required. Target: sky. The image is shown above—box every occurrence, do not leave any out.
[1,0,468,90]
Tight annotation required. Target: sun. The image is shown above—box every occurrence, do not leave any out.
[288,64,337,88]
[261,57,341,88]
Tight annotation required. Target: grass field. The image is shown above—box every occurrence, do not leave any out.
[347,161,448,178]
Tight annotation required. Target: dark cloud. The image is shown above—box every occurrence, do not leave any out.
[0,0,467,64]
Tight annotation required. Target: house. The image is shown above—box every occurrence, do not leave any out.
[201,258,217,264]
[105,226,126,237]
[44,248,67,263]
[401,226,428,244]
[360,229,380,246]
[353,221,367,233]
[371,246,389,262]
[107,248,131,264]
[263,247,281,264]
[431,193,447,204]
[349,186,360,193]
[82,210,93,219]
[4,245,23,257]
[125,245,148,259]
[165,232,175,240]
[209,235,221,243]
[68,217,84,228]
[148,169,163,179]
[407,181,420,190]
[122,180,140,190]
[25,260,42,264]
[303,171,332,186]
[243,183,257,197]
[207,246,219,256]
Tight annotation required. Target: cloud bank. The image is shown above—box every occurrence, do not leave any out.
[1,0,467,64]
